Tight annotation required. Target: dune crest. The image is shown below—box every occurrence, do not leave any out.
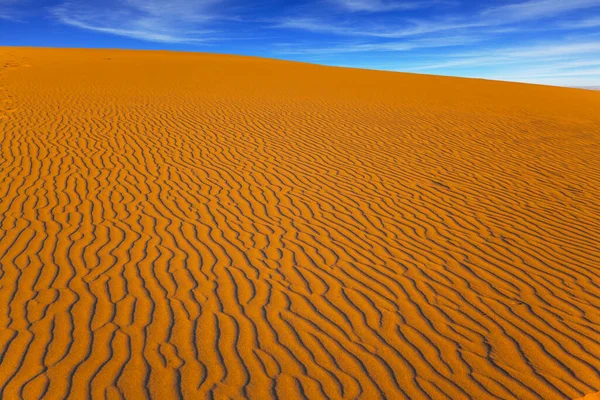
[0,47,599,399]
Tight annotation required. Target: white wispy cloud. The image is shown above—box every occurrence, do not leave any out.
[480,0,600,23]
[271,0,600,86]
[275,17,481,38]
[0,0,26,20]
[330,0,429,12]
[278,0,600,39]
[560,16,600,28]
[395,39,600,86]
[411,41,600,70]
[50,0,227,43]
[276,35,480,54]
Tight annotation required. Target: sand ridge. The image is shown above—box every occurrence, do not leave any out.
[0,47,599,399]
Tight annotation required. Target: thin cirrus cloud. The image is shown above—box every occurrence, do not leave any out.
[276,35,483,55]
[411,41,600,71]
[269,0,600,86]
[329,0,434,12]
[0,0,26,19]
[391,39,600,87]
[479,0,600,22]
[560,16,600,28]
[274,18,484,39]
[50,0,225,43]
[277,0,600,39]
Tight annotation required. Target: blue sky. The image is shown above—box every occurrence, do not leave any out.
[1,0,600,87]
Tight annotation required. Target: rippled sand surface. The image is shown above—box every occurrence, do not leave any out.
[1,47,599,399]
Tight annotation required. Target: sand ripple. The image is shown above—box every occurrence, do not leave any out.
[1,48,599,399]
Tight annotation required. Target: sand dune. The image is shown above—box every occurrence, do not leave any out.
[0,47,599,399]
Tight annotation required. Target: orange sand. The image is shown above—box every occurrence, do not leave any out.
[1,47,599,399]
[577,392,600,400]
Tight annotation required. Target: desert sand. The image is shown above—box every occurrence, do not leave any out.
[0,47,599,399]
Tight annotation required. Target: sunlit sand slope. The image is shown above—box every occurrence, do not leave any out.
[577,391,600,400]
[1,47,599,399]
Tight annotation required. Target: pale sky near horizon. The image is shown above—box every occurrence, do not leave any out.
[2,0,600,87]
